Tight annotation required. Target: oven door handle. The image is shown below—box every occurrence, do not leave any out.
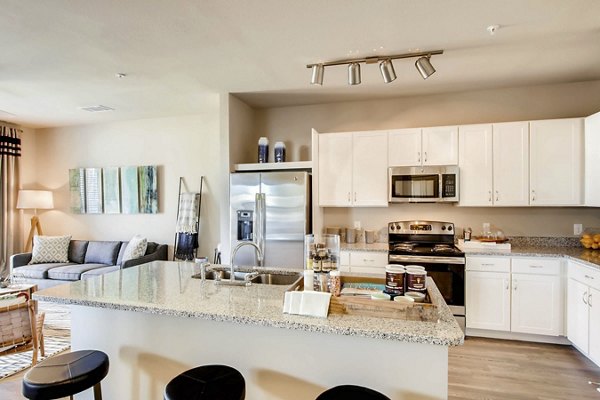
[388,254,466,265]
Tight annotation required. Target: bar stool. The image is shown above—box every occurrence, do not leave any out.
[164,364,245,400]
[316,384,391,400]
[22,350,109,400]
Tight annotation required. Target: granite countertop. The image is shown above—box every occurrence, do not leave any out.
[33,261,464,347]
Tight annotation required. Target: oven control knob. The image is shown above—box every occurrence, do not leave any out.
[441,226,446,231]
[396,223,402,230]
[390,224,395,231]
[447,225,453,231]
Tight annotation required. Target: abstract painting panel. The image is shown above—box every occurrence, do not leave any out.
[120,166,139,214]
[84,168,103,214]
[138,165,158,214]
[102,167,121,214]
[68,168,86,214]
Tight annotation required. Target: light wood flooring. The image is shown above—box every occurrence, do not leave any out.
[1,337,599,399]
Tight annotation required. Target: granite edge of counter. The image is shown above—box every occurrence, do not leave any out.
[461,246,600,270]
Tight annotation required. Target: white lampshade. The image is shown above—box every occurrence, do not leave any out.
[16,190,54,210]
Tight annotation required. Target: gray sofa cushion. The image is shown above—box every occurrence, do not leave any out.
[15,263,75,279]
[84,241,121,265]
[81,265,120,279]
[146,242,158,254]
[68,240,89,264]
[47,264,110,281]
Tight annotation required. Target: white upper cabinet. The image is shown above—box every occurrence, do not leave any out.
[585,111,600,207]
[458,124,493,206]
[422,126,459,166]
[318,131,388,207]
[352,131,389,207]
[388,128,422,166]
[530,118,583,206]
[458,122,529,206]
[492,122,530,206]
[389,126,458,167]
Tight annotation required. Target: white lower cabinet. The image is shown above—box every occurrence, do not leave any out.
[339,250,387,275]
[466,256,563,337]
[567,260,600,365]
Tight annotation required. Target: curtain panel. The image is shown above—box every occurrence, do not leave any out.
[0,123,21,279]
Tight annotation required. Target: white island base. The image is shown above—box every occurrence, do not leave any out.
[71,305,448,400]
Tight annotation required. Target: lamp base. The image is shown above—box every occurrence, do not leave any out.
[25,215,44,252]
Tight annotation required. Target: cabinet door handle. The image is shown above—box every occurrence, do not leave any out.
[488,191,492,203]
[529,265,544,269]
[424,152,428,162]
[363,259,375,263]
[481,263,494,267]
[348,192,351,202]
[505,280,509,290]
[513,280,517,291]
[583,291,588,305]
[354,192,357,202]
[589,293,593,307]
[585,275,595,280]
[495,190,499,202]
[531,189,536,202]
[417,151,421,163]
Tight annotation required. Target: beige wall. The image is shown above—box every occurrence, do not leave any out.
[250,80,600,237]
[24,108,223,258]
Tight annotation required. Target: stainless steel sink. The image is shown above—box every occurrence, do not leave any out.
[192,270,302,286]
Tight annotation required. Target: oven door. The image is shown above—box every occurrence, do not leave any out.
[388,254,465,316]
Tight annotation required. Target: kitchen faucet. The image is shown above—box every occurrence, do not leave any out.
[229,241,264,282]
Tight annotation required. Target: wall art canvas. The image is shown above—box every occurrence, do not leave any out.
[69,168,86,214]
[139,165,158,214]
[102,167,121,214]
[120,166,139,214]
[85,168,103,214]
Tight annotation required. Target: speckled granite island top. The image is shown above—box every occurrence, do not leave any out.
[34,261,464,346]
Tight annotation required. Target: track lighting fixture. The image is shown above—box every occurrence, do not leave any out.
[307,49,443,85]
[348,63,361,85]
[379,59,396,83]
[415,55,436,79]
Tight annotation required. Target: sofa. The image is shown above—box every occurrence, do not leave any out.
[10,239,168,289]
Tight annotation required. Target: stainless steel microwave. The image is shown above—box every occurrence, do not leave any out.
[389,166,459,203]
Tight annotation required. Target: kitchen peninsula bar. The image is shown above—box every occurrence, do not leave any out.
[34,261,464,400]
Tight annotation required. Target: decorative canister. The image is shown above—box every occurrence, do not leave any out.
[385,265,406,295]
[406,270,427,293]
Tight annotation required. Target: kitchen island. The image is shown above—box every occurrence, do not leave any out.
[34,261,464,400]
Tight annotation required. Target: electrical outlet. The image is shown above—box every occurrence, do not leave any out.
[574,224,583,235]
[354,221,361,229]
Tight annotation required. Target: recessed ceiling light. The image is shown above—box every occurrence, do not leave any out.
[487,25,500,35]
[79,105,115,113]
[115,73,127,79]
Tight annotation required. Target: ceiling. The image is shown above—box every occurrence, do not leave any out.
[2,0,600,128]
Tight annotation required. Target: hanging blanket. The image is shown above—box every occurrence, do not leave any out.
[175,192,200,260]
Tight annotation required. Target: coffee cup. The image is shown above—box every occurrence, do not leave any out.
[345,228,356,244]
[365,230,378,244]
[339,228,347,243]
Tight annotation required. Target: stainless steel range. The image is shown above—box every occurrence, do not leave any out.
[388,220,465,329]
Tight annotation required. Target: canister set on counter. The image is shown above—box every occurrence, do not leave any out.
[304,234,341,295]
[325,226,379,244]
[384,264,427,303]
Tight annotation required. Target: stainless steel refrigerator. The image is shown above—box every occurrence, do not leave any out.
[230,171,311,268]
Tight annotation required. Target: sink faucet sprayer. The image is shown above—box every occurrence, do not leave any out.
[229,242,264,281]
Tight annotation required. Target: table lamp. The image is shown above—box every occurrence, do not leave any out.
[17,190,54,252]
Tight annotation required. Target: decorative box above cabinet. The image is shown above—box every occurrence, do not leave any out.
[318,131,388,207]
[388,126,458,167]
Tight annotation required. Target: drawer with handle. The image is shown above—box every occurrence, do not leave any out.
[568,260,600,291]
[512,258,561,275]
[349,251,388,267]
[466,256,510,272]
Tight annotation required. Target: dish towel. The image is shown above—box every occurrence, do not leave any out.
[175,192,200,260]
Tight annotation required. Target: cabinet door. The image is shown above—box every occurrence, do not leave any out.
[567,278,589,353]
[466,271,511,331]
[352,131,388,207]
[493,122,530,206]
[511,273,562,336]
[388,128,421,166]
[585,111,600,207]
[318,133,353,206]
[589,287,600,365]
[530,118,583,206]
[458,124,493,206]
[422,126,459,166]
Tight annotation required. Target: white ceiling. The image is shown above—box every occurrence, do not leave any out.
[2,0,600,128]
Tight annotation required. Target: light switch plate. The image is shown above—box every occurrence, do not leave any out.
[574,224,583,235]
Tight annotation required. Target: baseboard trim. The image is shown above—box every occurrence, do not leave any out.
[466,328,571,345]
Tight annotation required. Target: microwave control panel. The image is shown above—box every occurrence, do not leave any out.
[442,174,457,198]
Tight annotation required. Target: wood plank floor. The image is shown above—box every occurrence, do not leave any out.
[449,337,600,399]
[1,337,599,399]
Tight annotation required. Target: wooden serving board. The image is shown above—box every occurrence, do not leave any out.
[287,275,440,322]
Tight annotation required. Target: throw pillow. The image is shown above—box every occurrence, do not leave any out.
[121,235,148,263]
[29,235,71,264]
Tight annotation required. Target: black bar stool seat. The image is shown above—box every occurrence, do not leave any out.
[22,350,109,400]
[317,384,391,400]
[164,364,245,400]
